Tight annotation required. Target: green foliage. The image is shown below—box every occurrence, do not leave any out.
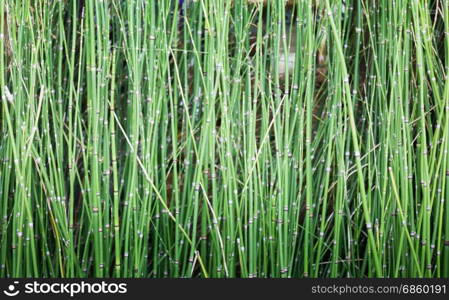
[0,0,448,278]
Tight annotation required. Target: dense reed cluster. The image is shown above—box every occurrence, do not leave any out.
[1,0,449,278]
